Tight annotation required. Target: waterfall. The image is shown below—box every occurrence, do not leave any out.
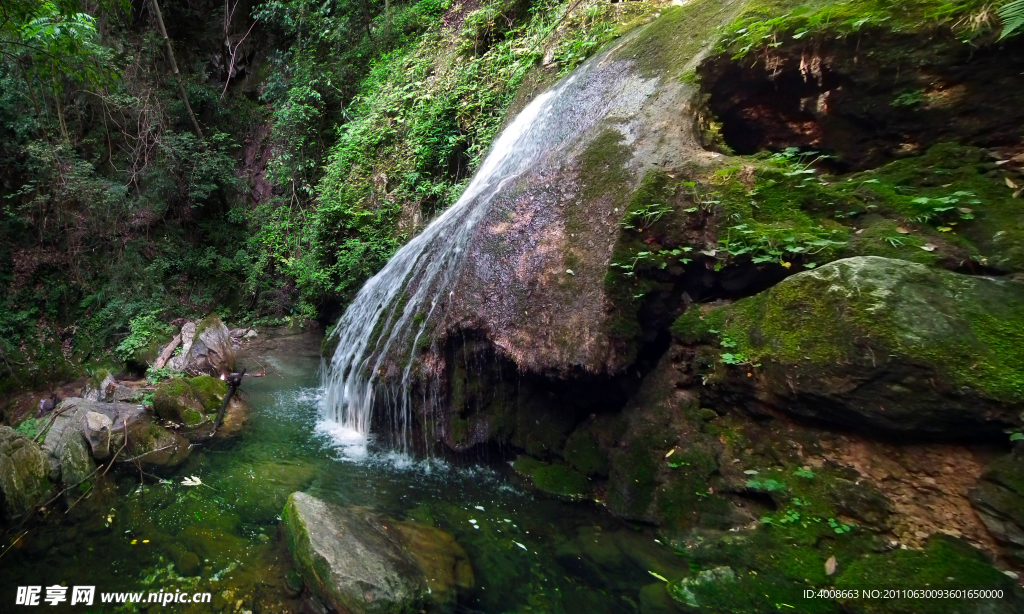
[322,39,653,452]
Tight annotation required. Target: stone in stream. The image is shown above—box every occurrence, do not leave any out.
[282,492,474,613]
[0,426,53,520]
[673,256,1024,437]
[152,375,249,439]
[58,432,96,498]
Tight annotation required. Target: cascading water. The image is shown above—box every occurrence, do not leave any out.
[322,38,656,452]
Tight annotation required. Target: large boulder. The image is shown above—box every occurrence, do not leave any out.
[59,432,96,497]
[167,316,235,377]
[83,411,113,460]
[674,256,1024,437]
[281,492,473,614]
[41,398,145,479]
[152,376,248,438]
[0,426,52,520]
[123,415,192,468]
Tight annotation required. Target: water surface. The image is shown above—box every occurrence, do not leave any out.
[1,329,679,613]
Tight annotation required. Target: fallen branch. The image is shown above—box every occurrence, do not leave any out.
[0,532,28,563]
[117,443,177,464]
[33,401,74,443]
[153,333,182,369]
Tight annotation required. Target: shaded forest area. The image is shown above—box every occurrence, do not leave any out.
[0,0,623,392]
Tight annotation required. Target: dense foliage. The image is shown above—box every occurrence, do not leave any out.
[0,0,631,392]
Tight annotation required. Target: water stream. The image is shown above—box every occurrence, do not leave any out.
[1,330,681,613]
[322,36,656,451]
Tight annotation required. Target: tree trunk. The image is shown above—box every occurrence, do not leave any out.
[150,0,204,140]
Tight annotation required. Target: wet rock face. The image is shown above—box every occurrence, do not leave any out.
[676,256,1024,438]
[0,426,52,520]
[396,23,719,391]
[281,492,473,614]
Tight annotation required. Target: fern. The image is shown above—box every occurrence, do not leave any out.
[999,0,1024,39]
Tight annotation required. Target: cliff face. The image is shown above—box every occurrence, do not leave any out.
[366,0,1024,583]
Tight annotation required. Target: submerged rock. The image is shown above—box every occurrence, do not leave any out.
[511,455,591,499]
[675,256,1024,437]
[281,492,473,613]
[0,426,52,520]
[124,416,191,468]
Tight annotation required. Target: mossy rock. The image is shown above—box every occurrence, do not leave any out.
[153,379,207,427]
[834,536,1021,614]
[0,426,53,520]
[152,376,230,429]
[563,427,610,477]
[188,376,229,412]
[511,455,590,498]
[668,566,839,614]
[125,417,191,467]
[675,256,1024,437]
[282,492,470,614]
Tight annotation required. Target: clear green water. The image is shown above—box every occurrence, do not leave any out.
[1,330,682,613]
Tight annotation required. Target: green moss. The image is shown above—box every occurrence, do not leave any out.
[181,408,204,427]
[844,216,940,264]
[834,536,1015,613]
[609,444,659,516]
[194,314,220,337]
[512,455,590,498]
[563,428,609,477]
[657,448,728,530]
[531,464,590,499]
[188,376,228,412]
[719,0,995,61]
[449,416,469,445]
[670,568,840,614]
[321,333,340,359]
[510,455,545,479]
[681,255,1024,402]
[618,0,751,79]
[578,127,633,207]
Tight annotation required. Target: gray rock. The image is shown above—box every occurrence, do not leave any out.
[166,321,197,372]
[684,257,1024,436]
[282,492,472,614]
[969,453,1024,565]
[166,316,235,376]
[83,411,113,460]
[0,426,52,520]
[83,373,117,402]
[42,399,145,474]
[59,433,96,495]
[243,328,258,340]
[668,567,736,612]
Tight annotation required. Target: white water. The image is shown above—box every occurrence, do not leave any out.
[322,42,649,451]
